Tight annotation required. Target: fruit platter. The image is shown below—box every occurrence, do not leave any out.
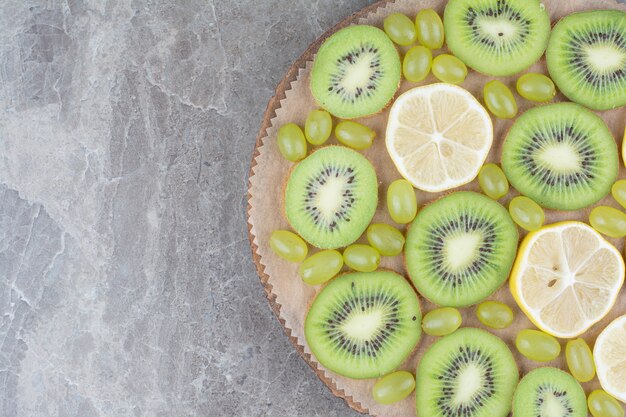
[247,0,626,416]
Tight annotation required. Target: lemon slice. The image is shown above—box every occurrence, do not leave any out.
[510,221,625,339]
[594,314,626,403]
[385,83,493,192]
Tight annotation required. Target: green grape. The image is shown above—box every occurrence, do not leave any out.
[588,390,625,417]
[383,13,417,46]
[611,180,626,209]
[415,9,444,49]
[516,73,556,102]
[372,371,416,405]
[509,196,545,232]
[565,338,596,383]
[343,244,381,272]
[387,179,418,224]
[403,46,432,83]
[366,223,405,257]
[277,123,307,162]
[422,307,462,336]
[476,301,514,329]
[483,80,518,119]
[478,164,509,200]
[305,109,332,145]
[589,206,626,238]
[515,329,561,362]
[270,230,308,262]
[299,250,343,286]
[335,121,376,150]
[431,54,467,84]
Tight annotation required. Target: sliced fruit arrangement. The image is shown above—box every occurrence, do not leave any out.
[510,222,625,339]
[501,103,618,211]
[415,328,519,417]
[512,367,587,417]
[310,25,401,119]
[304,271,422,379]
[284,146,377,249]
[386,84,493,192]
[405,192,518,307]
[547,10,626,111]
[443,0,551,76]
[594,315,626,403]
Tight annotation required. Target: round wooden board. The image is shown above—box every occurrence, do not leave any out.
[247,1,626,416]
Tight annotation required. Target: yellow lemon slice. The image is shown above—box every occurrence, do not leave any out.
[510,221,625,338]
[385,83,493,193]
[594,314,626,403]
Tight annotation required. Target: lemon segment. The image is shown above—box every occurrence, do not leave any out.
[594,315,626,403]
[510,221,625,339]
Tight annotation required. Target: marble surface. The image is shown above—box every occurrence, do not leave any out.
[1,1,624,417]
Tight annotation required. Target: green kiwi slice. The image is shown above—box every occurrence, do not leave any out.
[513,368,587,417]
[416,328,519,417]
[310,25,401,119]
[404,192,518,308]
[305,271,422,379]
[284,146,377,249]
[501,103,618,211]
[443,0,551,76]
[547,10,626,111]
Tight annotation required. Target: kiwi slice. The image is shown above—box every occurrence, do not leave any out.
[304,271,422,379]
[443,0,551,76]
[547,10,626,111]
[501,103,618,211]
[310,25,401,119]
[513,368,587,417]
[404,192,518,308]
[416,328,519,417]
[284,146,377,249]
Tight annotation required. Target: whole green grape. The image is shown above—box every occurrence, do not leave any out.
[478,164,509,200]
[589,206,626,238]
[476,301,514,329]
[335,121,376,150]
[372,371,416,405]
[588,390,625,417]
[403,46,432,83]
[415,9,444,49]
[366,223,405,257]
[270,230,308,262]
[343,244,381,272]
[277,123,307,162]
[305,109,332,145]
[422,307,462,336]
[431,54,467,84]
[565,338,596,383]
[611,180,626,209]
[509,196,545,232]
[483,80,518,119]
[299,250,343,286]
[516,329,561,362]
[516,73,556,102]
[387,179,418,224]
[383,13,417,46]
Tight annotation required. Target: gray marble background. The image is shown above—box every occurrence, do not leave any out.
[1,1,624,417]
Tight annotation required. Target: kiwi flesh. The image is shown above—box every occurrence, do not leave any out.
[547,10,626,111]
[284,146,377,249]
[513,368,587,417]
[404,192,518,308]
[310,25,401,119]
[304,271,422,379]
[416,328,519,417]
[443,0,551,76]
[501,103,618,211]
